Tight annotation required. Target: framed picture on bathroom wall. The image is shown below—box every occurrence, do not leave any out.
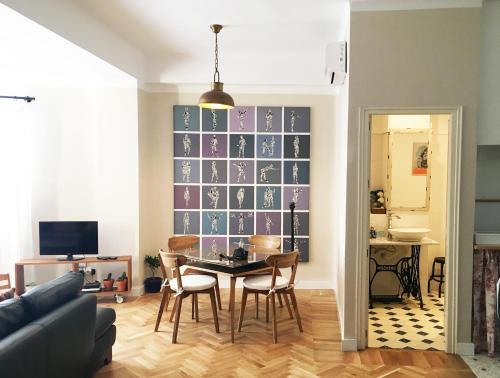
[412,142,429,175]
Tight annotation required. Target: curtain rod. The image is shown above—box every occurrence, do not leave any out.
[0,95,35,103]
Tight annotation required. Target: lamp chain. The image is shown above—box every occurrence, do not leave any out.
[214,31,220,82]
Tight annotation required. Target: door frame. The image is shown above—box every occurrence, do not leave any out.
[355,106,462,353]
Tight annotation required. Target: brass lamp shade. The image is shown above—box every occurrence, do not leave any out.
[199,81,234,109]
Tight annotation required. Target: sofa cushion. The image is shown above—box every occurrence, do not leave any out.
[21,272,83,321]
[0,298,27,339]
[95,307,116,340]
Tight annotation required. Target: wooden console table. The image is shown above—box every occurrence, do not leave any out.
[15,256,132,297]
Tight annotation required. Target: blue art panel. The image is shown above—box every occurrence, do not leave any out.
[174,105,200,132]
[229,134,255,159]
[256,135,282,159]
[174,133,200,158]
[202,109,228,132]
[257,107,282,133]
[284,107,310,133]
[174,211,200,235]
[283,161,309,185]
[202,211,228,235]
[174,159,200,183]
[283,237,309,262]
[256,186,281,210]
[283,211,310,236]
[283,135,310,159]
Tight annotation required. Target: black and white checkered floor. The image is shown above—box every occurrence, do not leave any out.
[368,292,445,350]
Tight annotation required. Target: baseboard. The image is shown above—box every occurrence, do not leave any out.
[456,342,475,356]
[341,338,358,352]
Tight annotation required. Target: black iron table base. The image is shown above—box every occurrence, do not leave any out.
[369,245,424,309]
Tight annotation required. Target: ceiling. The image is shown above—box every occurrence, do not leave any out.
[73,0,349,89]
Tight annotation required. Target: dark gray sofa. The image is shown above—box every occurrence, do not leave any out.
[0,272,116,378]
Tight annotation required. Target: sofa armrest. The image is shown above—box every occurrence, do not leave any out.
[0,324,48,378]
[32,294,97,378]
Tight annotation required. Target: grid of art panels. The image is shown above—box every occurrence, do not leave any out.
[173,105,310,262]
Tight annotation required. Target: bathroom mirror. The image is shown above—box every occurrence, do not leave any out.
[387,130,431,211]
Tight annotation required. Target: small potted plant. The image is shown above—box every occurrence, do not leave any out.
[116,272,128,292]
[144,255,162,293]
[103,273,114,291]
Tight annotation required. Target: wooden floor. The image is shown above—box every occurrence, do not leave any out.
[95,289,473,378]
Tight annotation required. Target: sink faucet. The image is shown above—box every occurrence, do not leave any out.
[387,213,401,233]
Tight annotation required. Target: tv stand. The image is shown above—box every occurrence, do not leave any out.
[15,255,132,296]
[57,254,85,261]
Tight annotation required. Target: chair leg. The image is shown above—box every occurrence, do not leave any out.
[266,296,269,323]
[283,292,293,319]
[172,296,183,344]
[214,278,222,311]
[277,292,283,308]
[238,288,249,332]
[438,263,444,298]
[169,296,178,322]
[255,293,259,319]
[155,289,169,332]
[290,290,303,332]
[209,289,220,333]
[191,294,195,319]
[270,292,278,343]
[428,260,436,293]
[194,293,199,322]
[164,292,171,312]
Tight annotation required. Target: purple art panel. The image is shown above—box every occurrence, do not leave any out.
[282,186,309,210]
[201,134,227,158]
[201,237,227,259]
[174,185,200,209]
[255,212,281,236]
[229,106,255,132]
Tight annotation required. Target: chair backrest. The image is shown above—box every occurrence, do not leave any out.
[248,235,281,250]
[265,251,299,290]
[168,235,199,252]
[159,251,187,291]
[0,274,11,290]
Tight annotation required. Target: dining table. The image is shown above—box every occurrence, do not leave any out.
[183,246,281,343]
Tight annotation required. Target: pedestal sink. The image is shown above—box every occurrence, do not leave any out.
[388,228,431,242]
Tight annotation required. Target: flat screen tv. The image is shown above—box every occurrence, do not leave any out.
[39,221,98,261]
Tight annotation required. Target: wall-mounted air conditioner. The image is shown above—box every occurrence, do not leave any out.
[325,41,347,86]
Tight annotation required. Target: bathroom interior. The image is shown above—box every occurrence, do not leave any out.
[368,114,450,350]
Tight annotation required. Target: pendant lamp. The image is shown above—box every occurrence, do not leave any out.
[199,24,234,109]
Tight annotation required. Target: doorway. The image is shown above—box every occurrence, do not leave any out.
[354,107,463,354]
[367,114,449,350]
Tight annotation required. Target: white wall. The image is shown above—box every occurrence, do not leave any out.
[138,91,337,288]
[0,4,140,290]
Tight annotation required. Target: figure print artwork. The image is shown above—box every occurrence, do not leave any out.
[173,105,311,261]
[412,142,429,175]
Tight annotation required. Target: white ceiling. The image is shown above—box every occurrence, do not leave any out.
[73,0,349,89]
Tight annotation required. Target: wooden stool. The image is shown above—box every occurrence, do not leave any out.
[427,256,445,298]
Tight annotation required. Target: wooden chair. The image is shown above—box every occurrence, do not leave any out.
[154,251,219,343]
[238,251,302,343]
[247,235,292,321]
[0,273,11,290]
[170,235,222,311]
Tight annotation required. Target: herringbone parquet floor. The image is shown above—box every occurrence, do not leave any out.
[95,290,474,378]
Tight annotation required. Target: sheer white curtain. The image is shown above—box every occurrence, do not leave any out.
[0,100,33,281]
